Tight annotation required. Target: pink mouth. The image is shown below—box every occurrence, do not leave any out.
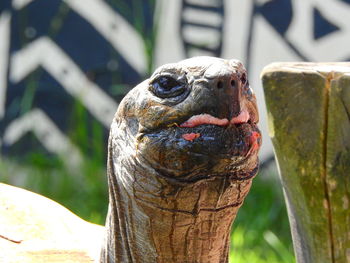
[182,133,201,141]
[180,110,251,141]
[180,110,250,128]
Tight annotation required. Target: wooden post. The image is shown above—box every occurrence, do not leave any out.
[261,63,350,263]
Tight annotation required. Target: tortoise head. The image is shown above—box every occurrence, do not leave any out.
[111,56,261,182]
[102,57,261,263]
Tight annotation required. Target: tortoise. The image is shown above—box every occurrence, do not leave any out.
[0,56,261,263]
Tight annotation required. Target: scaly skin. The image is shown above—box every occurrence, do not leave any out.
[100,57,261,263]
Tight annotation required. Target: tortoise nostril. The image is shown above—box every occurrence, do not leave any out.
[217,81,224,89]
[240,73,247,85]
[216,79,236,90]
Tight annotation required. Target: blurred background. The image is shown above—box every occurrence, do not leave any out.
[1,0,350,262]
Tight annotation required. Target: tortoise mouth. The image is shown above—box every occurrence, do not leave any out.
[139,111,260,158]
[136,110,260,180]
[179,110,251,129]
[176,111,260,157]
[137,120,260,182]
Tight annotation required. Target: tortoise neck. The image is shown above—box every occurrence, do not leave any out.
[100,153,254,263]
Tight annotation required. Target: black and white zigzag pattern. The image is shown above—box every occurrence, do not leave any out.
[0,0,349,165]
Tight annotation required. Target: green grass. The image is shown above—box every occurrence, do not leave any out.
[0,155,108,224]
[0,155,295,262]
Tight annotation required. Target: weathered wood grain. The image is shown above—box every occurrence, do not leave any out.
[262,63,350,263]
[327,74,350,262]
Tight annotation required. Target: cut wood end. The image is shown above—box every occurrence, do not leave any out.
[261,62,350,79]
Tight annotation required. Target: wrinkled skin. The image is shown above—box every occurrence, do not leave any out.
[100,57,261,263]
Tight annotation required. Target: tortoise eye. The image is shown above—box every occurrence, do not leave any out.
[150,76,186,98]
